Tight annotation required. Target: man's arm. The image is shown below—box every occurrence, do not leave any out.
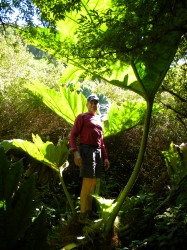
[69,114,83,167]
[104,158,110,171]
[100,138,110,171]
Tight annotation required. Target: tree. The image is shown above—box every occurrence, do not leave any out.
[0,0,39,29]
[0,29,65,139]
[159,62,187,128]
[0,0,81,30]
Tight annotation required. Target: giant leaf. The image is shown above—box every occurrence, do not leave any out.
[25,82,148,136]
[103,100,146,137]
[0,135,69,172]
[25,83,87,125]
[22,1,187,103]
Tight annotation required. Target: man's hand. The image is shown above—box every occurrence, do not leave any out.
[104,159,110,171]
[74,151,82,167]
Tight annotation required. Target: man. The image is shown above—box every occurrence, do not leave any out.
[70,94,110,218]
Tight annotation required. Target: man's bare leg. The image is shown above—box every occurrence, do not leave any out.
[80,177,97,213]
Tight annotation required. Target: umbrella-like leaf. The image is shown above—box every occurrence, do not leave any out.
[25,83,87,125]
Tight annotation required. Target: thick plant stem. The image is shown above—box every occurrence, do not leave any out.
[104,100,153,235]
[58,172,76,214]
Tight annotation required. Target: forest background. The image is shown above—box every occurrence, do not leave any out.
[0,0,187,249]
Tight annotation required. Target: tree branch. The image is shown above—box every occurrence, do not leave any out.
[160,100,187,118]
[161,85,187,103]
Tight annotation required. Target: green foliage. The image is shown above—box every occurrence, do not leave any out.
[0,0,39,27]
[25,82,88,126]
[157,60,187,128]
[25,82,146,136]
[0,134,69,172]
[92,195,116,221]
[0,147,49,249]
[58,64,85,85]
[116,180,187,250]
[115,192,154,248]
[0,30,65,140]
[0,134,75,213]
[33,0,82,25]
[19,0,187,236]
[150,206,187,249]
[0,31,35,108]
[22,1,186,101]
[2,0,187,243]
[103,100,146,136]
[0,31,63,106]
[135,202,187,250]
[162,142,187,186]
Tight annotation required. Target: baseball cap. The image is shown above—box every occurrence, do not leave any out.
[87,94,99,102]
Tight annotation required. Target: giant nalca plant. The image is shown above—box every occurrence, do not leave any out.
[0,134,75,214]
[0,83,146,217]
[25,82,147,136]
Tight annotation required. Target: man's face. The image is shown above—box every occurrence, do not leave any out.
[87,100,99,114]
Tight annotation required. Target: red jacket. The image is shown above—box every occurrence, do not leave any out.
[70,112,108,159]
